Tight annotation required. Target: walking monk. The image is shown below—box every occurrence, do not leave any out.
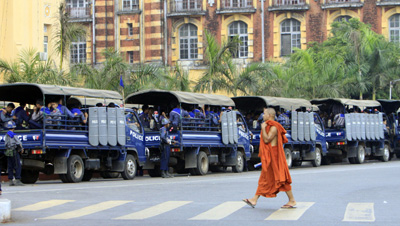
[243,108,296,209]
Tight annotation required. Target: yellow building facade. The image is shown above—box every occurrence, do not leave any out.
[0,0,63,82]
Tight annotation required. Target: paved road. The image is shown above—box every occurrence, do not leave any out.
[2,159,400,225]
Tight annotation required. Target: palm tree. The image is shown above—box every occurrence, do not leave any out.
[54,3,86,71]
[194,30,239,94]
[72,49,130,91]
[0,48,73,85]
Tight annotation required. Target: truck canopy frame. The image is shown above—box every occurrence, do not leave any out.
[0,83,122,104]
[125,89,235,106]
[232,96,315,111]
[377,99,400,114]
[311,98,381,108]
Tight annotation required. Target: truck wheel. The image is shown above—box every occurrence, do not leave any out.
[321,156,331,165]
[148,166,161,177]
[232,152,244,173]
[379,144,390,162]
[66,155,84,183]
[284,148,293,168]
[82,170,93,181]
[121,154,137,180]
[101,172,120,179]
[21,170,39,184]
[59,174,70,183]
[194,151,209,175]
[354,145,365,164]
[311,147,322,167]
[292,161,302,167]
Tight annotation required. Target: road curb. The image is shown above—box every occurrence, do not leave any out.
[0,198,11,222]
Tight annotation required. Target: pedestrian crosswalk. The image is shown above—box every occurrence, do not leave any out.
[13,200,377,222]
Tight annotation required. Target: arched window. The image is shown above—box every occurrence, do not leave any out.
[389,14,400,43]
[334,15,351,23]
[281,19,301,56]
[229,21,248,58]
[179,24,198,59]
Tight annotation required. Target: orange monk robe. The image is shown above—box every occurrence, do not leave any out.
[256,120,292,198]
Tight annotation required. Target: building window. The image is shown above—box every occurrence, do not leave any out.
[281,19,301,56]
[389,14,400,43]
[70,38,87,64]
[179,24,198,60]
[128,51,134,64]
[66,0,90,8]
[334,15,351,23]
[44,36,48,54]
[123,0,139,10]
[128,23,133,36]
[229,21,248,58]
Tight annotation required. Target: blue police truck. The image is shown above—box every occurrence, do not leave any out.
[125,89,253,176]
[0,83,146,183]
[311,98,390,164]
[232,96,328,169]
[377,99,400,159]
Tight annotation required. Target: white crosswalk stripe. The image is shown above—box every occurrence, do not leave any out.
[265,202,315,221]
[190,201,246,220]
[343,202,375,222]
[12,199,380,222]
[114,201,192,220]
[14,200,75,211]
[41,200,132,220]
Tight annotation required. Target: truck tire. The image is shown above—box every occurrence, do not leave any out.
[321,156,331,165]
[311,147,322,167]
[379,144,390,162]
[21,170,39,184]
[82,170,93,181]
[284,148,293,168]
[194,151,209,175]
[292,161,302,167]
[354,145,365,164]
[59,174,70,183]
[101,172,120,179]
[121,154,137,180]
[148,166,161,177]
[66,155,84,183]
[232,152,244,173]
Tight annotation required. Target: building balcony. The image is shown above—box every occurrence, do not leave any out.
[321,0,363,9]
[268,0,310,11]
[117,0,141,15]
[217,0,256,14]
[376,0,400,6]
[168,0,206,17]
[66,6,92,22]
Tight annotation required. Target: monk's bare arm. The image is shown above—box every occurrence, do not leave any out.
[261,124,278,144]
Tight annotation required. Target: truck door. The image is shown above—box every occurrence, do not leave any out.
[125,110,146,163]
[236,112,251,158]
[313,113,328,154]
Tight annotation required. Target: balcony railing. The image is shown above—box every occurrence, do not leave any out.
[169,0,203,13]
[66,7,91,18]
[325,0,360,3]
[272,0,306,6]
[221,0,253,9]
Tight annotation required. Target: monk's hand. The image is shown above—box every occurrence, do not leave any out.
[261,122,267,130]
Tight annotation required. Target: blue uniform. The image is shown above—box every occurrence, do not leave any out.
[14,106,30,129]
[0,108,14,129]
[169,108,190,128]
[160,126,171,171]
[139,113,150,128]
[189,109,205,118]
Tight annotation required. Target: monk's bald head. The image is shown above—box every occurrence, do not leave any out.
[263,108,276,121]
